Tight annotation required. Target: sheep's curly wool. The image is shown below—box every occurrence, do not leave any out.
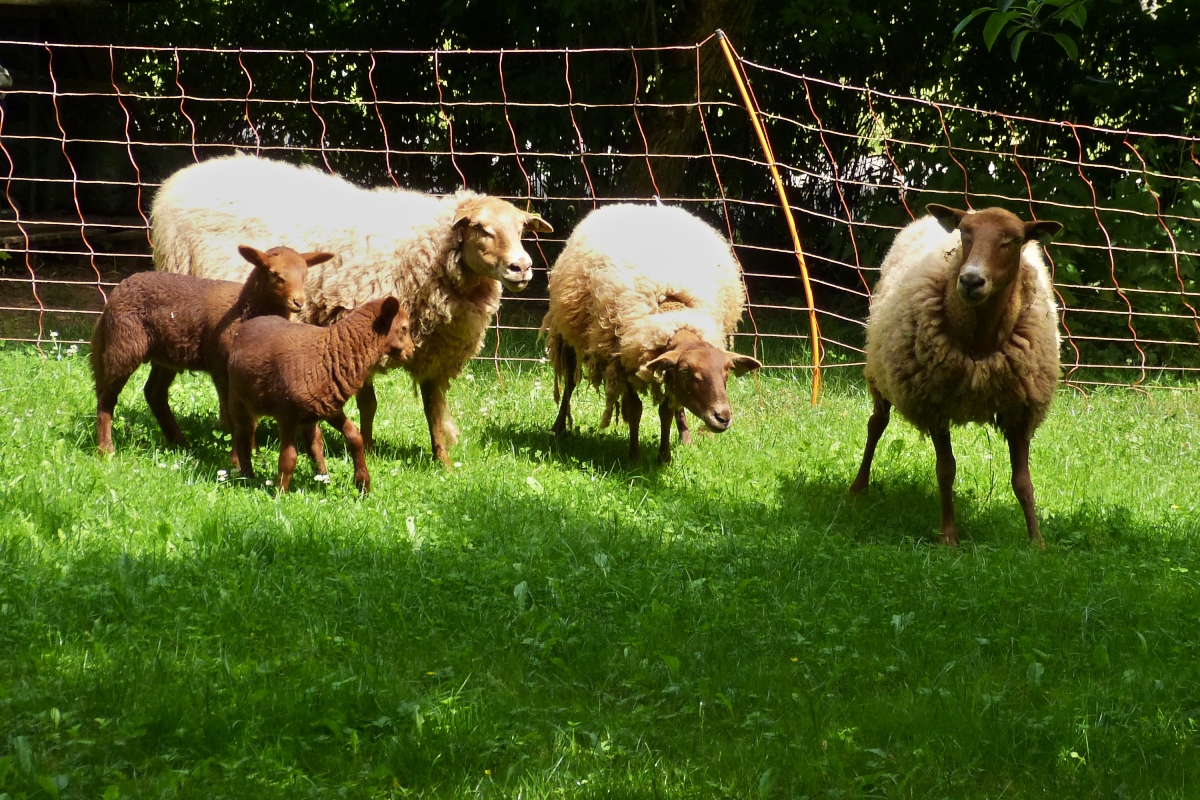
[864,216,1060,438]
[152,154,498,389]
[541,204,746,425]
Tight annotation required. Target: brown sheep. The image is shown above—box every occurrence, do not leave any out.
[225,297,414,495]
[850,205,1063,547]
[91,246,333,455]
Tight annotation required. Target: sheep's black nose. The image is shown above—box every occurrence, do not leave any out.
[958,272,986,292]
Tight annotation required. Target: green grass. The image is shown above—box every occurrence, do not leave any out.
[0,342,1198,799]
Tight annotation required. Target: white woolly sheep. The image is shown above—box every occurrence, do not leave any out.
[151,154,552,466]
[849,204,1064,547]
[541,204,761,463]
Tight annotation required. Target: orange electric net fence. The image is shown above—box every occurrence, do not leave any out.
[1,34,1198,394]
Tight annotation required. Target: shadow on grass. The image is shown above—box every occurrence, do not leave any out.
[478,419,673,476]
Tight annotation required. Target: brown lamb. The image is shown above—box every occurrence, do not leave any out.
[225,296,414,495]
[91,245,334,455]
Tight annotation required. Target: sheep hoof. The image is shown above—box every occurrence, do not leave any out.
[939,532,959,547]
[1030,535,1047,551]
[848,479,868,496]
[679,431,693,446]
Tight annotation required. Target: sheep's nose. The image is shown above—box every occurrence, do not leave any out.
[707,408,732,432]
[958,271,986,292]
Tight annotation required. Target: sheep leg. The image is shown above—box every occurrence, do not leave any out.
[551,344,577,436]
[144,365,188,448]
[231,406,257,482]
[1005,429,1046,550]
[357,382,378,453]
[330,411,370,495]
[623,388,643,461]
[420,379,453,467]
[930,426,958,546]
[95,372,131,456]
[303,421,327,475]
[658,400,674,463]
[850,392,892,495]
[276,420,299,494]
[675,409,692,446]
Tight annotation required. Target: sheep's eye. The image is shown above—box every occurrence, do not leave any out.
[471,223,492,237]
[680,366,692,376]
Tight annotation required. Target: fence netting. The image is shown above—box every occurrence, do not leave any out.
[1,35,1197,391]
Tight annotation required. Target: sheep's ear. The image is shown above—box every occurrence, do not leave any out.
[1024,219,1063,240]
[642,349,681,381]
[926,204,967,231]
[374,296,402,333]
[452,209,472,230]
[237,245,266,269]
[301,251,336,267]
[728,354,762,377]
[524,213,553,234]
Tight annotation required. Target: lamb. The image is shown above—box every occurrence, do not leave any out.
[150,154,553,466]
[849,204,1064,547]
[90,245,333,455]
[541,204,761,463]
[225,296,414,495]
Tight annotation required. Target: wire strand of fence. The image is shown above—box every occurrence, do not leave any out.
[0,36,1197,389]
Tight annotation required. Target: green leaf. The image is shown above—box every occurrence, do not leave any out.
[1010,29,1029,60]
[1067,2,1087,28]
[952,7,991,39]
[1052,32,1079,59]
[983,11,1018,51]
[999,0,1015,11]
[660,653,681,680]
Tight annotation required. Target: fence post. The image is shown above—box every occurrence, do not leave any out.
[716,29,823,404]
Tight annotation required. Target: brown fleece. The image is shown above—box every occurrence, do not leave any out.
[224,297,414,495]
[90,246,330,455]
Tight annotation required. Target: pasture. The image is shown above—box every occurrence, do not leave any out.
[0,343,1198,798]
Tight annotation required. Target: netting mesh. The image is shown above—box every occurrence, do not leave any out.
[1,35,1197,391]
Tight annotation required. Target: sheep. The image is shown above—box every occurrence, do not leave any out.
[541,203,761,463]
[225,296,414,495]
[849,204,1064,547]
[150,154,553,466]
[0,63,11,98]
[91,245,333,456]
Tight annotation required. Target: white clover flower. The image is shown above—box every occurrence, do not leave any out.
[216,469,228,483]
[50,331,59,339]
[66,345,78,356]
[265,479,273,486]
[314,473,331,484]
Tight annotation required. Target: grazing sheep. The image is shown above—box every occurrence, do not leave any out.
[91,245,333,455]
[151,154,553,466]
[541,204,761,463]
[225,296,414,494]
[849,204,1063,547]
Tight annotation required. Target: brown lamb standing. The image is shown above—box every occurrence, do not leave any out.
[224,296,414,495]
[90,246,334,455]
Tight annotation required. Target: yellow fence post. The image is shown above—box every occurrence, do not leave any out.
[715,30,823,404]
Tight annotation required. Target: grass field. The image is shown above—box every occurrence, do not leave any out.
[1,341,1198,798]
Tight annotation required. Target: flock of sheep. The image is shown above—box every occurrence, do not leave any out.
[90,154,1065,546]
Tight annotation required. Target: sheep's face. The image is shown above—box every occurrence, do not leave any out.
[372,296,416,363]
[646,341,761,433]
[238,245,335,318]
[927,205,1063,307]
[454,197,553,292]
